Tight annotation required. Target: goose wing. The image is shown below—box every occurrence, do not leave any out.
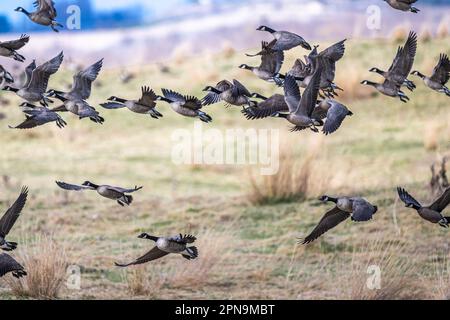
[283,75,301,113]
[137,86,157,107]
[322,100,350,135]
[295,64,322,117]
[170,234,197,244]
[115,246,169,267]
[397,187,422,208]
[430,54,450,85]
[107,185,143,194]
[242,94,288,120]
[351,198,377,222]
[387,31,417,81]
[429,187,450,213]
[55,181,94,191]
[319,39,346,62]
[201,80,232,106]
[162,88,186,103]
[288,58,311,78]
[0,34,29,50]
[9,117,40,129]
[23,60,36,88]
[26,51,64,95]
[34,0,57,19]
[260,48,284,74]
[69,59,103,100]
[301,207,350,244]
[231,79,251,97]
[183,96,202,110]
[0,187,28,238]
[0,253,25,277]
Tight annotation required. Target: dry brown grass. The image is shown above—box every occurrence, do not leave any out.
[419,27,433,43]
[436,19,449,39]
[247,138,327,205]
[5,235,69,299]
[334,237,423,300]
[424,121,441,151]
[390,26,409,43]
[431,255,450,300]
[123,265,155,297]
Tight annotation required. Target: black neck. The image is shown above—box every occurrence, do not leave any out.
[4,87,18,93]
[159,97,172,103]
[327,196,338,203]
[264,27,276,34]
[19,8,30,16]
[54,92,67,102]
[114,97,127,103]
[142,234,158,242]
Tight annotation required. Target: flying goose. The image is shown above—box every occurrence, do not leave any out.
[202,79,254,108]
[0,65,14,85]
[115,233,198,267]
[157,89,212,123]
[15,0,63,32]
[56,181,143,207]
[256,26,311,51]
[21,60,36,88]
[0,187,28,252]
[242,93,288,120]
[397,187,450,228]
[411,54,450,97]
[369,31,417,92]
[0,253,26,278]
[2,51,63,107]
[239,41,285,85]
[274,67,323,132]
[312,99,353,135]
[300,195,378,244]
[0,34,29,62]
[305,40,346,98]
[101,86,163,118]
[9,103,67,129]
[383,0,420,13]
[47,59,105,123]
[360,79,409,102]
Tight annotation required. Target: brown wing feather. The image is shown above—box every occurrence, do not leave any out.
[115,247,169,267]
[0,187,28,238]
[301,207,350,244]
[430,187,450,213]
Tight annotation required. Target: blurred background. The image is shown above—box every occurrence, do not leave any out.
[0,0,449,66]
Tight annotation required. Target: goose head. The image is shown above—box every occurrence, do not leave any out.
[82,181,99,189]
[14,7,26,13]
[256,26,276,33]
[107,96,119,101]
[239,64,251,70]
[410,70,425,78]
[369,67,382,73]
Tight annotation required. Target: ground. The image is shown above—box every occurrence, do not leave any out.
[0,35,449,299]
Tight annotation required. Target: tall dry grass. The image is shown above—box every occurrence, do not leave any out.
[436,18,449,39]
[431,255,450,300]
[333,237,423,300]
[5,235,69,299]
[247,138,329,205]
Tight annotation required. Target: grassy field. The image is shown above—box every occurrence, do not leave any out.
[0,34,449,299]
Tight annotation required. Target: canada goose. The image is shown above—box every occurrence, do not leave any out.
[2,51,63,106]
[305,40,346,98]
[360,78,410,102]
[55,181,143,206]
[202,79,254,108]
[115,233,198,267]
[0,253,26,278]
[101,86,162,119]
[239,41,285,85]
[47,59,105,123]
[274,68,324,133]
[0,34,29,62]
[157,89,212,123]
[15,0,63,32]
[369,31,417,92]
[287,58,312,86]
[397,187,450,228]
[383,0,420,13]
[9,103,67,129]
[411,54,450,97]
[300,195,378,244]
[0,65,14,85]
[0,187,28,252]
[48,91,104,124]
[312,99,353,135]
[242,94,288,120]
[256,26,311,51]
